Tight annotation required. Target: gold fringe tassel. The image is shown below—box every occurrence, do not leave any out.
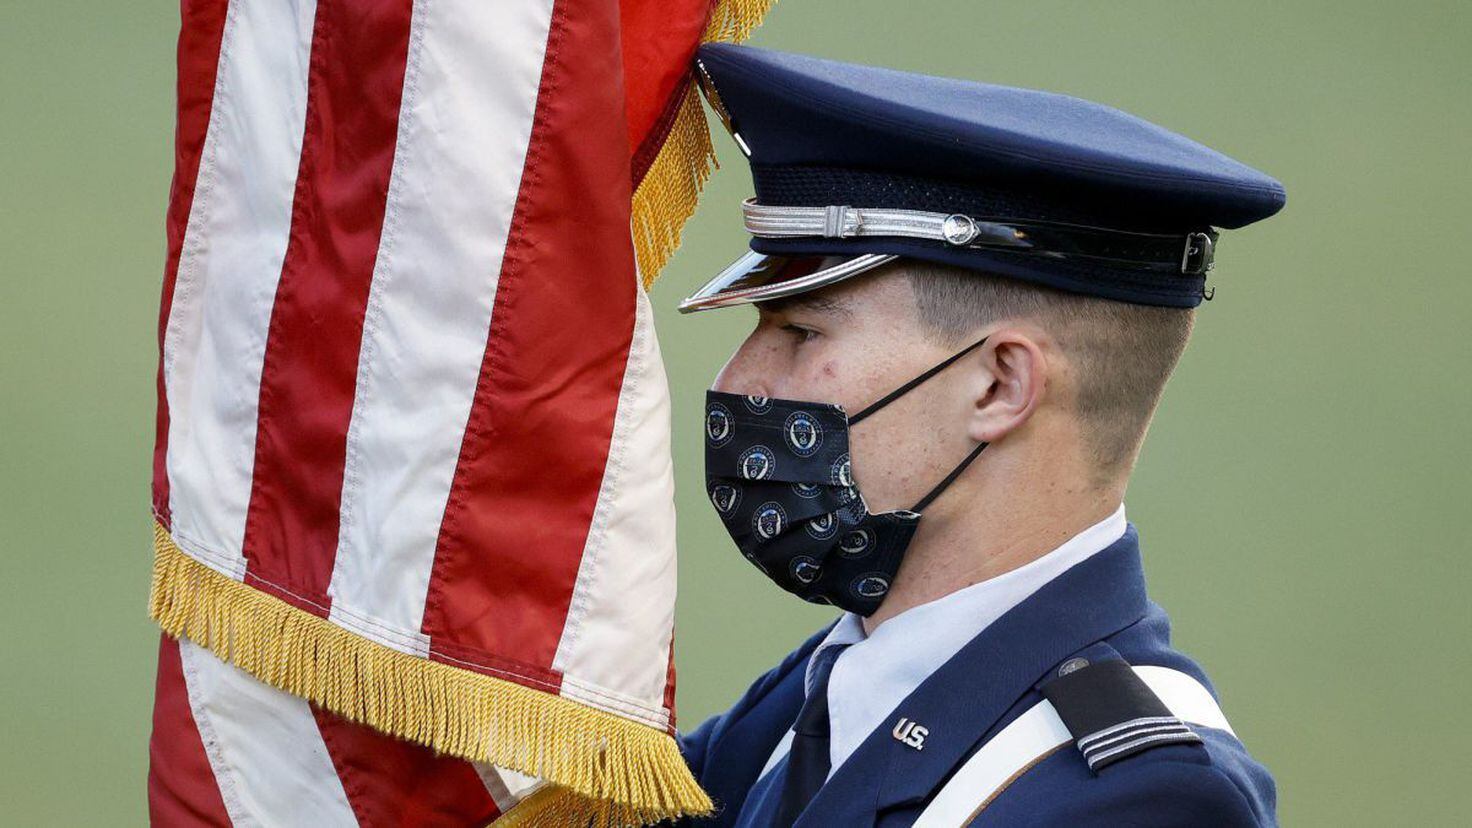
[629,0,780,288]
[630,81,717,289]
[148,523,712,826]
[700,0,780,43]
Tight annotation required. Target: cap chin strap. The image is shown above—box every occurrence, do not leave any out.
[742,198,1217,276]
[848,336,993,515]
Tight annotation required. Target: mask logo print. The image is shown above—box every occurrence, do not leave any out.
[790,556,822,584]
[805,512,839,540]
[744,394,773,414]
[739,446,775,480]
[792,481,823,499]
[753,502,786,540]
[709,484,741,517]
[706,403,734,447]
[838,528,874,558]
[704,335,991,615]
[853,574,890,598]
[784,411,823,457]
[831,454,853,488]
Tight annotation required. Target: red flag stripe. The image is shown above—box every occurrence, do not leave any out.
[423,0,637,677]
[619,0,710,179]
[311,706,502,826]
[148,636,233,827]
[152,0,231,530]
[662,631,679,719]
[241,0,414,605]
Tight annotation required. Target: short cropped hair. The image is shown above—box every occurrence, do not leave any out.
[898,259,1194,483]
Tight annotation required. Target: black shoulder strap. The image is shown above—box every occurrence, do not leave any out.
[1040,657,1203,773]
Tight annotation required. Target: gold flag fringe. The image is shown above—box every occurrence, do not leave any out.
[701,0,780,43]
[630,81,716,289]
[149,524,712,825]
[629,0,780,288]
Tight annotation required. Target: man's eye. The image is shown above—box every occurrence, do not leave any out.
[781,324,818,343]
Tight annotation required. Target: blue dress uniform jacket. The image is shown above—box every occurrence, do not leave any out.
[677,528,1277,826]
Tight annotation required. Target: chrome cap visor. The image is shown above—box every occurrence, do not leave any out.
[677,251,897,314]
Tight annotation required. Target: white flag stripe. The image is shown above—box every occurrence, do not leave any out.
[474,765,542,815]
[551,284,678,723]
[328,0,557,641]
[179,639,356,827]
[163,0,318,577]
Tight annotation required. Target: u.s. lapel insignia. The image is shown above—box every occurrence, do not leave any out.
[892,717,928,750]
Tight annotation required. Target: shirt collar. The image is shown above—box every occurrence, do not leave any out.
[803,504,1128,772]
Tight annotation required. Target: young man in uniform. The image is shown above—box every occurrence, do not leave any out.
[674,44,1286,826]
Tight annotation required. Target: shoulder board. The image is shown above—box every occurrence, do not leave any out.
[1040,657,1203,773]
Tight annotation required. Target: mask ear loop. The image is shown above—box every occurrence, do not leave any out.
[909,440,988,513]
[848,335,990,426]
[845,335,992,514]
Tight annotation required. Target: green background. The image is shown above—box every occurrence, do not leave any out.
[2,1,1469,823]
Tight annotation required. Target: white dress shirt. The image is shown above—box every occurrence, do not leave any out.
[760,504,1128,781]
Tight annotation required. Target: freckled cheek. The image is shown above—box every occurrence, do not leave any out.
[846,412,945,511]
[773,353,851,402]
[847,422,905,509]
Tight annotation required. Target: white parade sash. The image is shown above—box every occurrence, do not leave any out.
[912,666,1234,827]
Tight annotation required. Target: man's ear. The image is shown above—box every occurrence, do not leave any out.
[967,329,1048,444]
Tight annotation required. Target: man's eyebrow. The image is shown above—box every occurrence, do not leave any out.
[760,293,854,319]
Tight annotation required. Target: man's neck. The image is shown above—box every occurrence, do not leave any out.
[862,465,1123,633]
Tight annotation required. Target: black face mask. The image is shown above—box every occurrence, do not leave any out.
[704,337,990,615]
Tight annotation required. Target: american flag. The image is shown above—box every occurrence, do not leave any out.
[145,0,770,823]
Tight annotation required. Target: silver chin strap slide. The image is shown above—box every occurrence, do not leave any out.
[741,198,1217,276]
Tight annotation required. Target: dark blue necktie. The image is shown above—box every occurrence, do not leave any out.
[775,644,850,826]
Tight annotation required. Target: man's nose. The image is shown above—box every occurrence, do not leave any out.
[711,336,777,398]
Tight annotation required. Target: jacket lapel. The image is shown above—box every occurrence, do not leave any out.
[794,527,1151,824]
